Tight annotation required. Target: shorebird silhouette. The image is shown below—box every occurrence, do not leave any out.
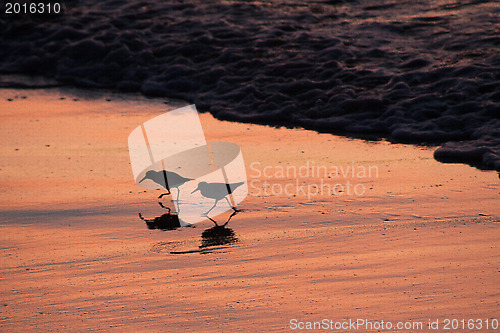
[191,181,245,216]
[139,170,193,202]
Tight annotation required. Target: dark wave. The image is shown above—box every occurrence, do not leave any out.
[1,0,499,171]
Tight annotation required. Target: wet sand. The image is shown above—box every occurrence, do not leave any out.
[0,89,499,331]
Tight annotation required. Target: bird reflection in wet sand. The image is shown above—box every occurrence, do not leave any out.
[199,204,240,247]
[191,181,244,215]
[200,225,238,248]
[138,206,181,230]
[139,202,241,250]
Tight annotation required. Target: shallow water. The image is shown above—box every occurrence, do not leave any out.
[1,0,499,171]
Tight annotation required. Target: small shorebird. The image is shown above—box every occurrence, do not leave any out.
[191,181,245,215]
[139,170,193,202]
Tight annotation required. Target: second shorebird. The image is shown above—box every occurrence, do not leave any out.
[191,181,244,215]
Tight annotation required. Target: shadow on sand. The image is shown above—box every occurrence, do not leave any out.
[200,225,238,248]
[168,226,239,254]
[138,208,181,230]
[139,198,241,252]
[139,212,239,249]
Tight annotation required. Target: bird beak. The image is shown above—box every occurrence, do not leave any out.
[139,175,147,183]
[191,185,200,194]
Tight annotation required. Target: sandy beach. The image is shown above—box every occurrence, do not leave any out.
[0,89,498,331]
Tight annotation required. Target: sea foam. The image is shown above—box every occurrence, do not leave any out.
[1,0,498,171]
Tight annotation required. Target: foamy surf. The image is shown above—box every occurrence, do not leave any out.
[1,0,499,171]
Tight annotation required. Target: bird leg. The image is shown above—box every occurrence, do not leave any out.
[176,188,180,202]
[204,200,219,216]
[205,209,240,227]
[163,188,182,213]
[224,196,240,212]
[158,189,171,199]
[222,209,239,227]
[157,201,171,213]
[207,216,219,227]
[204,205,241,227]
